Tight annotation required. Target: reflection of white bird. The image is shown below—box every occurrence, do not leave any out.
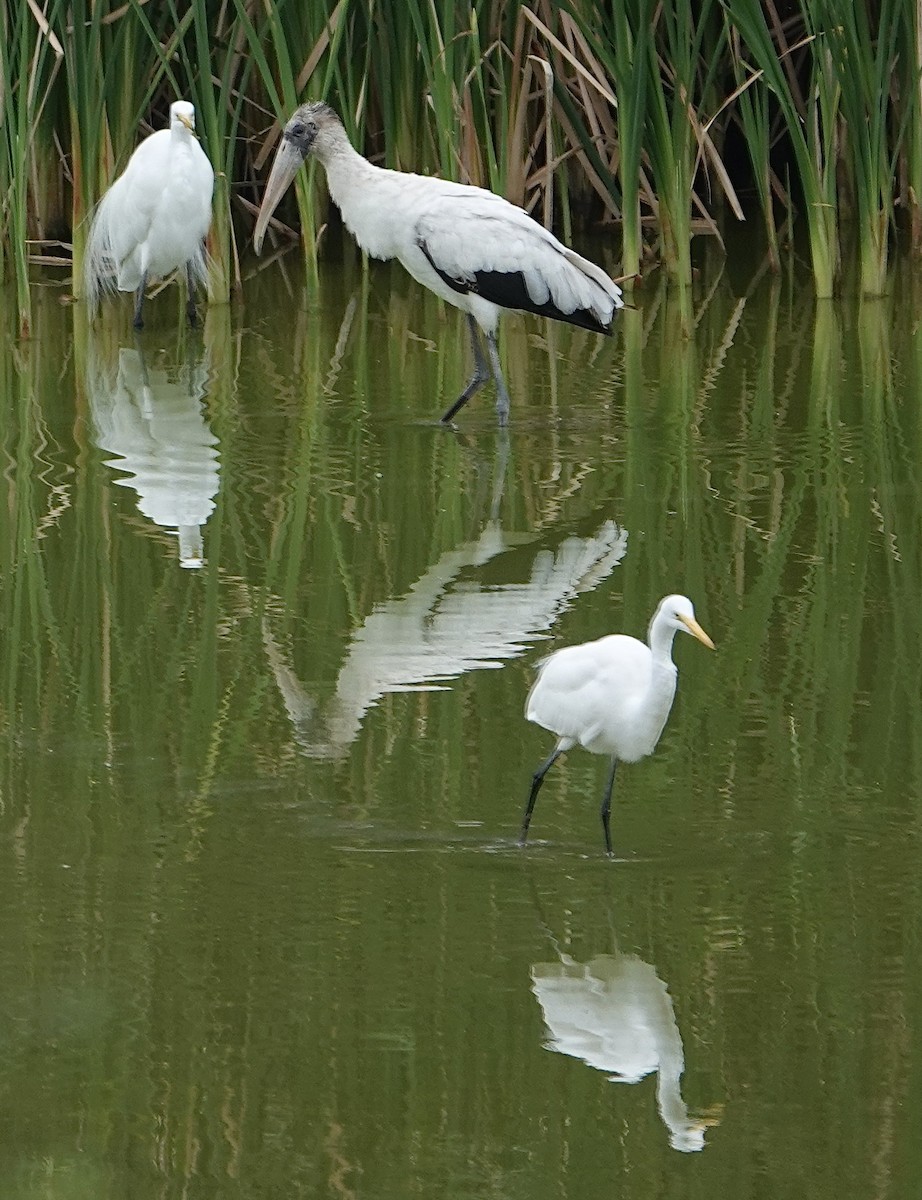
[265,522,629,758]
[521,595,714,856]
[84,101,214,329]
[531,953,711,1152]
[253,102,622,424]
[88,343,219,568]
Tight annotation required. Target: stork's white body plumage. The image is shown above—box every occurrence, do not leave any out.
[84,101,214,328]
[254,102,622,423]
[521,595,715,856]
[322,155,619,335]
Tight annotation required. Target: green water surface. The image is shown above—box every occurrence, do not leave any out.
[1,252,920,1199]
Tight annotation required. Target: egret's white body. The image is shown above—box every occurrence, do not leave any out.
[521,594,714,855]
[254,102,622,423]
[84,101,214,328]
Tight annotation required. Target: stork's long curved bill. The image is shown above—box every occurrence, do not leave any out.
[253,139,306,254]
[678,614,715,650]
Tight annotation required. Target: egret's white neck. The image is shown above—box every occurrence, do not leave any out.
[648,619,681,668]
[634,620,680,752]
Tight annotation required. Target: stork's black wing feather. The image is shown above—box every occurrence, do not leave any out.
[416,238,611,335]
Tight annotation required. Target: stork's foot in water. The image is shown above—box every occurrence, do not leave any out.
[439,368,489,425]
[485,332,510,426]
[440,314,491,424]
[439,317,509,425]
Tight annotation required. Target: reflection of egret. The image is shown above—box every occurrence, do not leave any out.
[84,101,214,329]
[531,952,712,1152]
[264,521,629,759]
[87,340,219,568]
[253,102,622,424]
[521,595,714,856]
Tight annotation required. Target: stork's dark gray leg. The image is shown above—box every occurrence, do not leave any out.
[520,745,566,847]
[440,314,491,424]
[485,332,510,426]
[132,271,148,329]
[186,262,199,328]
[600,757,618,858]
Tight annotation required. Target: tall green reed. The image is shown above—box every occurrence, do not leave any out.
[722,0,839,296]
[725,28,781,272]
[898,1,922,255]
[818,0,902,296]
[231,0,353,281]
[0,0,63,335]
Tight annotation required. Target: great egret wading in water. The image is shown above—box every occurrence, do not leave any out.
[253,102,622,424]
[521,595,714,856]
[84,101,214,329]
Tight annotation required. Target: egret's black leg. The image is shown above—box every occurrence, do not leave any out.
[186,263,199,328]
[485,332,510,426]
[440,314,490,423]
[132,271,148,330]
[600,757,618,858]
[520,746,566,847]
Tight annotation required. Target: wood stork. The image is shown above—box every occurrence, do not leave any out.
[253,102,622,424]
[520,595,714,856]
[84,100,214,329]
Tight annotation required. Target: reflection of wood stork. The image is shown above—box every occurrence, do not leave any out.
[84,101,214,329]
[87,341,219,568]
[521,595,714,856]
[264,522,629,759]
[531,953,711,1152]
[253,103,622,425]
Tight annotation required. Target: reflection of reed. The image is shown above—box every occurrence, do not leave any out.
[265,520,628,758]
[531,951,711,1152]
[86,337,219,567]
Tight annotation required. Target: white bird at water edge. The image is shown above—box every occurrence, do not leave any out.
[253,102,622,425]
[520,595,715,857]
[83,101,214,329]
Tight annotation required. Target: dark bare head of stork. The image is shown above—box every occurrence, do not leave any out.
[254,102,343,253]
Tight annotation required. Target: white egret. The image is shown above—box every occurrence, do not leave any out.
[253,102,622,424]
[521,594,715,856]
[84,100,214,329]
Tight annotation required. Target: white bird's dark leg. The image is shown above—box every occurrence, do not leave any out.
[485,333,510,426]
[186,263,199,328]
[600,756,618,857]
[440,314,491,424]
[132,272,148,330]
[520,745,566,847]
